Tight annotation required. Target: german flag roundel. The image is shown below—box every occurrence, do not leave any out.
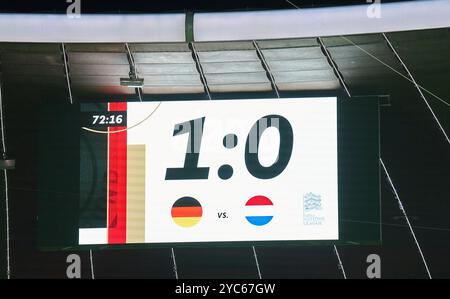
[171,197,203,228]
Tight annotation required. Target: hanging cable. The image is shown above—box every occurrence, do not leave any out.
[333,245,347,279]
[380,158,432,279]
[252,246,262,279]
[0,80,10,279]
[125,42,143,102]
[253,40,280,98]
[381,33,449,144]
[190,42,212,101]
[337,35,450,108]
[89,250,95,279]
[171,247,179,279]
[317,37,351,98]
[61,43,73,104]
[2,170,9,280]
[0,82,6,156]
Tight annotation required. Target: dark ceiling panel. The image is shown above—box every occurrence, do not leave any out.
[71,75,123,86]
[138,63,199,75]
[278,80,340,91]
[387,28,450,43]
[0,64,64,76]
[0,41,66,85]
[130,43,190,52]
[0,43,60,53]
[1,53,62,65]
[65,46,131,99]
[141,85,204,94]
[67,52,128,65]
[206,72,267,84]
[268,59,331,72]
[72,85,135,97]
[263,47,324,60]
[65,43,125,53]
[260,38,339,91]
[197,61,262,74]
[141,74,202,85]
[129,43,203,94]
[333,55,400,70]
[69,64,129,76]
[194,41,255,52]
[133,52,193,64]
[386,29,450,135]
[197,49,260,63]
[340,66,400,80]
[195,42,271,93]
[387,29,450,89]
[326,43,393,59]
[1,75,65,87]
[323,34,385,47]
[322,34,411,95]
[258,38,318,49]
[273,69,336,82]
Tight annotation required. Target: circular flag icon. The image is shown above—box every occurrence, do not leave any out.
[245,195,274,226]
[171,196,203,228]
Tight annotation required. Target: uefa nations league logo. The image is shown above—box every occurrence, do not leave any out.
[303,192,325,225]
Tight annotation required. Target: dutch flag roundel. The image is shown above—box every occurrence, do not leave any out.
[245,195,274,226]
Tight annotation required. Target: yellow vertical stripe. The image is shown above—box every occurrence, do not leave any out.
[126,144,146,243]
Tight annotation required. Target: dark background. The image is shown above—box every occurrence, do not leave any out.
[0,0,449,279]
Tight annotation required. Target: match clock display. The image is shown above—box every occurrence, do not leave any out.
[80,111,127,127]
[79,98,340,245]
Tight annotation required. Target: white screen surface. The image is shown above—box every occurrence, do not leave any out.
[79,97,339,244]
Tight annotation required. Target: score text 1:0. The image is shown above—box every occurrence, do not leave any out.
[164,115,293,181]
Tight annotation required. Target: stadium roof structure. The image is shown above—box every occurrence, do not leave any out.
[0,30,449,105]
[0,0,449,278]
[0,1,447,105]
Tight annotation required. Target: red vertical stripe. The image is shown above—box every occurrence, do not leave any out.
[108,102,127,244]
[110,101,127,111]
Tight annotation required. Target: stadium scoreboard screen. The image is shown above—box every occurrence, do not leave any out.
[39,97,381,249]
